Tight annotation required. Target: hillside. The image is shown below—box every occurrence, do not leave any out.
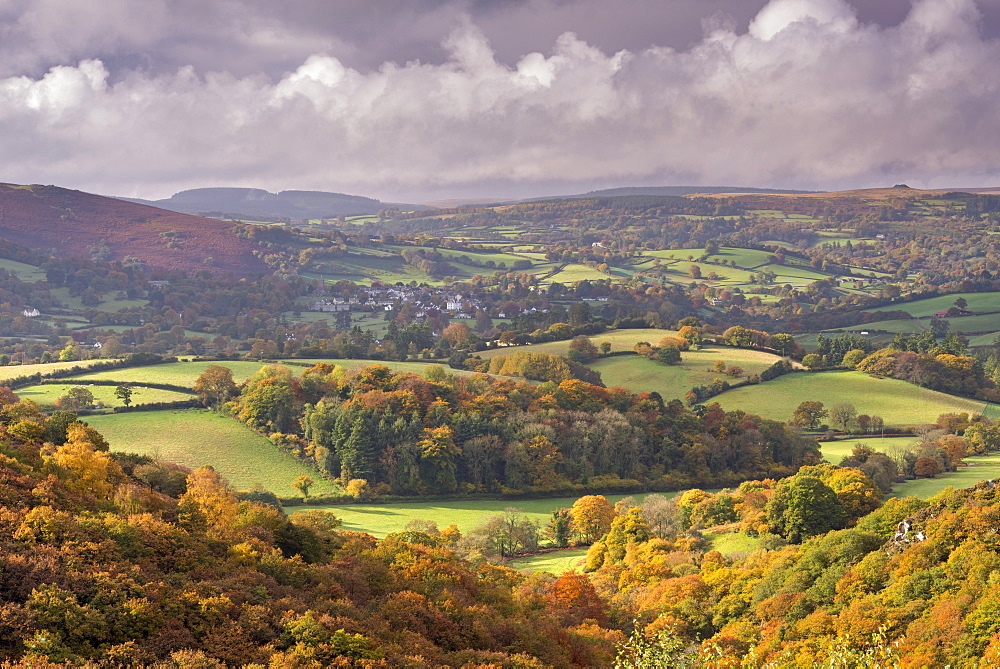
[0,183,268,274]
[120,187,383,219]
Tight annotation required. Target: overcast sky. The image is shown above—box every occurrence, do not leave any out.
[1,0,1000,202]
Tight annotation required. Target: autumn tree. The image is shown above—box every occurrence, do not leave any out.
[571,495,616,544]
[55,386,94,412]
[292,475,314,499]
[568,335,599,363]
[546,508,573,548]
[193,364,238,407]
[48,435,124,500]
[829,402,858,432]
[914,456,942,477]
[418,425,461,493]
[442,322,473,347]
[801,353,826,370]
[965,422,1000,454]
[474,507,539,557]
[655,346,681,365]
[765,475,845,542]
[792,401,828,430]
[238,365,296,433]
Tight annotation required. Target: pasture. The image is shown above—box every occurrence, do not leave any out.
[292,492,661,539]
[15,383,194,410]
[588,348,790,401]
[820,437,918,464]
[820,437,1000,500]
[711,370,986,426]
[63,360,283,388]
[889,454,1000,499]
[49,286,148,313]
[0,258,46,282]
[867,293,1000,318]
[88,409,339,496]
[0,359,112,382]
[507,549,588,573]
[476,329,682,360]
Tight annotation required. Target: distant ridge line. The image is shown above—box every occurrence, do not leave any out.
[580,186,819,197]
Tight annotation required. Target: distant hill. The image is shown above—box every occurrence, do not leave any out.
[534,185,818,201]
[0,183,268,274]
[118,187,383,219]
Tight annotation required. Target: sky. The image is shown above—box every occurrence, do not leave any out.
[1,0,999,203]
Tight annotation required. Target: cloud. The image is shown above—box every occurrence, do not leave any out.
[1,0,1000,200]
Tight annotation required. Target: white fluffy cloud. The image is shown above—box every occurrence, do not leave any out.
[1,0,999,200]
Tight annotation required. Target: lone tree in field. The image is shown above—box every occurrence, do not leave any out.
[829,402,858,432]
[292,475,314,499]
[193,365,238,407]
[114,383,135,407]
[791,401,828,430]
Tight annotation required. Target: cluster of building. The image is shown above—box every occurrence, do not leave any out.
[305,284,485,317]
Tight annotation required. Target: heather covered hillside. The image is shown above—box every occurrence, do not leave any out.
[0,184,268,274]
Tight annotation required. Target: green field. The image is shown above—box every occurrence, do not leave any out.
[867,293,1000,318]
[588,348,791,402]
[15,383,193,410]
[0,258,46,282]
[291,492,659,539]
[712,370,985,426]
[50,286,148,313]
[889,454,1000,499]
[703,529,763,557]
[64,361,284,388]
[827,318,924,335]
[88,409,338,496]
[63,359,517,396]
[820,437,1000,499]
[507,549,588,573]
[820,437,918,463]
[0,359,112,382]
[477,329,682,360]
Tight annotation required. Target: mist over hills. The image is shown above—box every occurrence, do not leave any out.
[117,187,383,219]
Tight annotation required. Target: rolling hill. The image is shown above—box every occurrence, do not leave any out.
[0,182,268,274]
[119,186,383,219]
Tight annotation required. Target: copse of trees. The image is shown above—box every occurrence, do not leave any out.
[222,363,821,497]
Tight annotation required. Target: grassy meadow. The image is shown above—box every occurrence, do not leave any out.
[476,328,683,359]
[0,359,112,382]
[820,437,1000,499]
[0,258,46,282]
[589,348,790,402]
[291,492,663,539]
[867,293,1000,318]
[15,383,194,411]
[507,549,589,573]
[712,370,985,426]
[820,437,918,463]
[88,409,339,496]
[887,454,1000,499]
[63,360,282,388]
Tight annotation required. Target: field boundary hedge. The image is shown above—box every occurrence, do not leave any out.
[34,378,195,394]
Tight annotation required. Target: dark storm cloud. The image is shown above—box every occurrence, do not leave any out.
[1,0,1000,200]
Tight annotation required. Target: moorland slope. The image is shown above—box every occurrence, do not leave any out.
[0,183,267,274]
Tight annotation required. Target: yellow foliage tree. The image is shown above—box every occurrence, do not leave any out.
[570,495,616,544]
